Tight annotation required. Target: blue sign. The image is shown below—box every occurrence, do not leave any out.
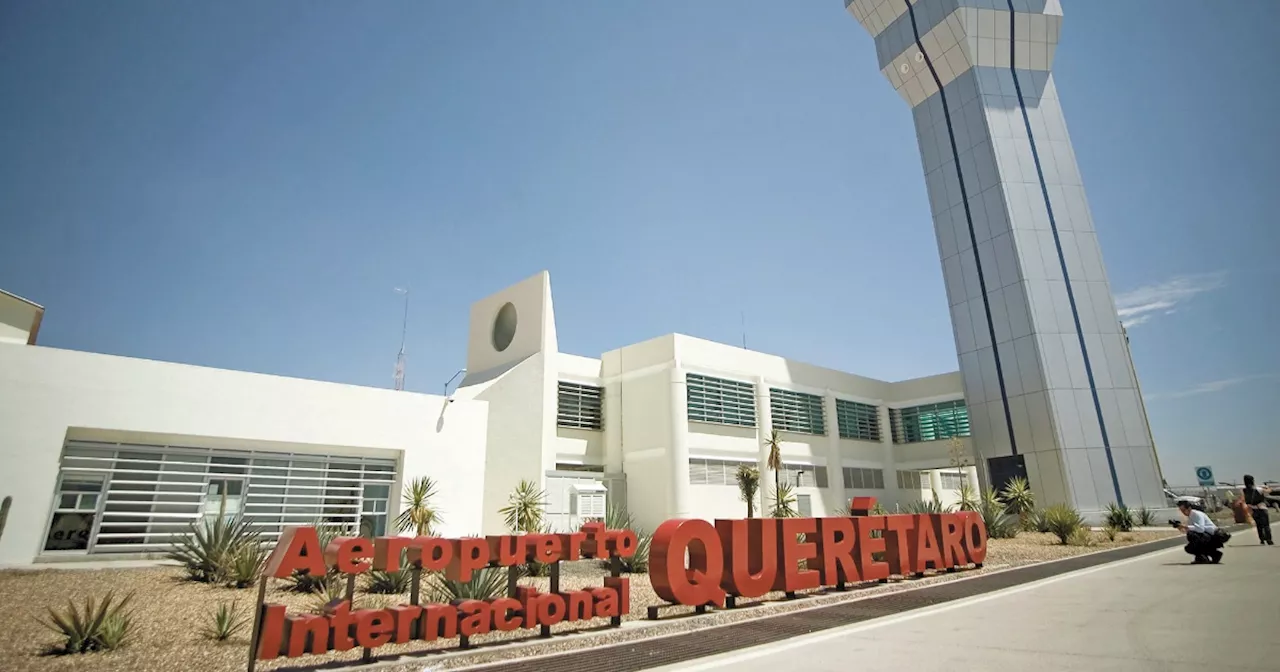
[1195,466,1215,487]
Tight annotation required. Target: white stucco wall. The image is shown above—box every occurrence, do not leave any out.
[0,344,489,565]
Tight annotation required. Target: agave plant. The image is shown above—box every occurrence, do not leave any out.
[600,503,651,573]
[501,480,546,534]
[1104,502,1135,532]
[425,566,508,602]
[167,515,261,585]
[306,575,351,614]
[903,489,955,514]
[735,464,760,519]
[1136,506,1156,527]
[978,488,1018,539]
[202,600,250,642]
[395,476,443,536]
[1044,504,1086,544]
[227,541,267,588]
[957,480,979,512]
[1000,477,1036,518]
[38,590,135,654]
[365,569,413,594]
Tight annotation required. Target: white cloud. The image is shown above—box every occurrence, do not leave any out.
[1114,272,1226,328]
[1147,374,1278,400]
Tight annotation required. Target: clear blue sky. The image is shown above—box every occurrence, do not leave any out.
[2,1,1277,485]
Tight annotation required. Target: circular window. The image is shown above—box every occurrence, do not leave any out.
[492,302,518,352]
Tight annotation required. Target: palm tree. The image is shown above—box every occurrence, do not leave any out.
[735,464,760,518]
[501,480,546,533]
[763,428,784,515]
[394,476,442,536]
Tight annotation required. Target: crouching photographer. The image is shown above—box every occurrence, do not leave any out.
[1172,498,1229,564]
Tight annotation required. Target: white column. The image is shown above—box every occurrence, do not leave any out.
[877,404,896,509]
[929,470,944,499]
[824,392,845,514]
[755,376,775,514]
[603,378,623,474]
[668,364,691,519]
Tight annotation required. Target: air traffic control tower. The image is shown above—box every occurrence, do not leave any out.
[846,0,1165,514]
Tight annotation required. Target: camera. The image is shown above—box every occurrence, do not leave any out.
[1168,519,1182,528]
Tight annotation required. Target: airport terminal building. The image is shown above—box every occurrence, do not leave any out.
[0,274,993,566]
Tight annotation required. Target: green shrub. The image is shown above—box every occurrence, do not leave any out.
[37,591,135,654]
[903,494,953,515]
[365,569,413,595]
[426,567,508,603]
[306,576,351,614]
[1104,503,1134,532]
[978,489,1019,539]
[1044,504,1086,544]
[1102,525,1119,542]
[1136,506,1156,527]
[167,515,262,585]
[202,600,250,642]
[1023,508,1051,533]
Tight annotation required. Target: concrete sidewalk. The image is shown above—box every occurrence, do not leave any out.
[649,528,1279,672]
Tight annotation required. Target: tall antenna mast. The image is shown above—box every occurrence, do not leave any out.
[393,287,409,391]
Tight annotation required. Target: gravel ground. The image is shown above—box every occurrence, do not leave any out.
[0,530,1178,672]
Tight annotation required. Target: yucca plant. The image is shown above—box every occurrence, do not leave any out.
[202,600,250,642]
[167,515,262,584]
[735,464,760,519]
[395,476,443,536]
[1102,524,1120,542]
[978,488,1019,539]
[1136,506,1156,527]
[287,519,348,593]
[1104,502,1135,532]
[365,569,413,595]
[38,590,135,654]
[770,482,798,518]
[426,567,508,603]
[501,479,546,534]
[1044,504,1086,544]
[1067,527,1096,547]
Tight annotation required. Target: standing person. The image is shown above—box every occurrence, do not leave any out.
[1242,475,1274,546]
[1175,498,1223,564]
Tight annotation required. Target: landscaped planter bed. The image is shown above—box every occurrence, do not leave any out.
[0,530,1178,672]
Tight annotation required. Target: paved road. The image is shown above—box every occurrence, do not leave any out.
[647,528,1279,672]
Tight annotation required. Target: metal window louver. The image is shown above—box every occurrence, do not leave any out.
[686,374,757,428]
[557,382,604,430]
[769,388,826,435]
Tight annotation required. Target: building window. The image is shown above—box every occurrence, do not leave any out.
[835,399,880,441]
[688,458,756,485]
[687,374,757,428]
[842,467,886,490]
[557,382,603,430]
[890,400,970,443]
[778,463,829,488]
[796,494,813,517]
[896,470,927,491]
[940,471,965,490]
[770,388,826,435]
[44,442,397,554]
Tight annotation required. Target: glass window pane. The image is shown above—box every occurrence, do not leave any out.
[60,494,77,509]
[80,493,99,510]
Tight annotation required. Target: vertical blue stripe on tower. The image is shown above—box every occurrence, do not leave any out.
[902,0,1019,457]
[1003,0,1124,505]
